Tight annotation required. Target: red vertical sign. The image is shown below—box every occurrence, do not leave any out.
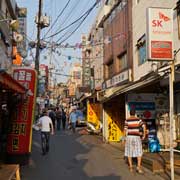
[7,68,37,154]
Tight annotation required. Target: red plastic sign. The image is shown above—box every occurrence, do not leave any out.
[7,68,37,154]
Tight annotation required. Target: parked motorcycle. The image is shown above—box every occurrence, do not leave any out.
[86,122,102,135]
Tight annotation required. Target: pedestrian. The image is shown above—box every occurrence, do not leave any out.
[69,107,78,133]
[37,111,54,155]
[55,107,62,131]
[48,107,56,130]
[61,108,66,130]
[0,104,9,159]
[124,109,146,174]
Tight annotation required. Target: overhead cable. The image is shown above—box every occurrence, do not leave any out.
[43,0,71,38]
[56,0,81,30]
[56,2,97,44]
[43,1,98,40]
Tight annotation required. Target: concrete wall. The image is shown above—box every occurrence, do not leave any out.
[0,0,13,70]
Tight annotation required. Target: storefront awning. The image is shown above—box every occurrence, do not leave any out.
[0,69,26,94]
[79,93,92,102]
[98,74,160,103]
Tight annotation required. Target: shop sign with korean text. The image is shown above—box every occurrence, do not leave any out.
[7,67,37,154]
[87,102,101,130]
[147,7,173,61]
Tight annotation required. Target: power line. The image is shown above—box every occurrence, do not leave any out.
[56,2,97,44]
[43,1,98,40]
[52,71,78,78]
[55,0,81,31]
[43,0,71,38]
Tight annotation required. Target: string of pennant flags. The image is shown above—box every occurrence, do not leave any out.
[25,31,126,71]
[44,32,127,50]
[42,33,127,62]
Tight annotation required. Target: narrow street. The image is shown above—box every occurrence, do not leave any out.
[21,130,164,180]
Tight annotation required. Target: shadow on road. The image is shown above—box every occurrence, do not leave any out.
[21,129,122,180]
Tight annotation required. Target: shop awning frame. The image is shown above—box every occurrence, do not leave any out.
[0,69,26,94]
[78,93,92,103]
[99,74,161,103]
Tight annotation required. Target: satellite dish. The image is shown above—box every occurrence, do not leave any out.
[13,33,23,43]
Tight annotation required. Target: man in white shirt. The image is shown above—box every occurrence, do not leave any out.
[37,111,54,155]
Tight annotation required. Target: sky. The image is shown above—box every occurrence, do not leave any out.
[16,0,101,83]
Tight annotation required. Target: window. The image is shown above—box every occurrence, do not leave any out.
[117,53,127,71]
[137,34,146,65]
[108,61,114,78]
[104,61,114,79]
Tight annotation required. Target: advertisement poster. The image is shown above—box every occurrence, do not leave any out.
[87,102,101,130]
[7,67,37,154]
[107,114,122,142]
[126,93,159,139]
[127,102,156,120]
[147,8,173,60]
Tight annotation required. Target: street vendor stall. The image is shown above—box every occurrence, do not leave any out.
[0,69,26,163]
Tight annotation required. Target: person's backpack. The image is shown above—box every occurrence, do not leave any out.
[49,111,56,120]
[56,110,62,119]
[62,111,66,120]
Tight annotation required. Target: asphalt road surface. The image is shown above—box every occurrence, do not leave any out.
[21,129,165,180]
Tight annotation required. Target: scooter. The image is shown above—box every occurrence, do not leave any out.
[86,122,102,135]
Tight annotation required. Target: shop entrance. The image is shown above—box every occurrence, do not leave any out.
[104,95,125,142]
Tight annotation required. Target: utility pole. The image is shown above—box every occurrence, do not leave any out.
[35,0,43,95]
[169,59,175,180]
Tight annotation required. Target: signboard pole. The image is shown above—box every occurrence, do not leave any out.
[146,7,174,179]
[169,59,175,180]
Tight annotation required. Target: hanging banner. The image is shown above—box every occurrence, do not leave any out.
[7,67,37,154]
[87,102,101,130]
[107,113,122,142]
[147,8,173,60]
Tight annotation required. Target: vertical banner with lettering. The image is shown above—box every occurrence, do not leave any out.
[107,113,122,142]
[87,102,101,130]
[7,67,37,154]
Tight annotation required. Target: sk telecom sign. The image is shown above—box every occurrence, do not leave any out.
[147,8,173,61]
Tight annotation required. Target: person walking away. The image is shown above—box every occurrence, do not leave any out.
[0,104,9,161]
[48,107,56,131]
[124,109,146,174]
[62,108,66,130]
[37,111,54,155]
[55,107,62,131]
[69,108,78,133]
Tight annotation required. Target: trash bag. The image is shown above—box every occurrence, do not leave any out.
[148,138,161,153]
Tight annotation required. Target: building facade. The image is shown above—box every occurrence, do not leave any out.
[97,0,133,142]
[83,0,180,144]
[17,7,27,55]
[0,0,18,71]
